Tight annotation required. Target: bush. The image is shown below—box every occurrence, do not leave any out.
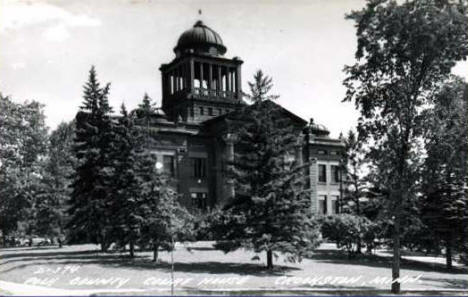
[320,214,374,258]
[193,208,224,241]
[362,220,381,254]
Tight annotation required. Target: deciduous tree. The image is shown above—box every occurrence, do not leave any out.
[36,121,76,247]
[421,76,468,269]
[344,0,468,292]
[0,94,48,245]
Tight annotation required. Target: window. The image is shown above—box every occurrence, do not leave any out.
[163,155,175,177]
[318,150,327,155]
[189,107,194,118]
[318,195,327,214]
[218,108,222,115]
[191,192,207,210]
[208,107,213,116]
[199,107,204,115]
[192,158,206,178]
[331,165,340,183]
[318,164,327,183]
[331,196,340,214]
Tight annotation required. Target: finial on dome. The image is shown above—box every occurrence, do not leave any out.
[194,20,204,27]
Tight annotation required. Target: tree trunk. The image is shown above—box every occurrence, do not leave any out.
[129,240,135,258]
[355,193,362,254]
[446,234,452,270]
[1,231,6,247]
[100,241,109,252]
[391,210,401,294]
[266,250,273,269]
[58,238,63,248]
[153,244,159,262]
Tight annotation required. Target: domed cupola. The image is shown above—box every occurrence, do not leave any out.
[308,118,330,136]
[160,20,243,124]
[174,20,227,57]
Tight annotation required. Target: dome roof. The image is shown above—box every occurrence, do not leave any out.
[154,108,166,117]
[174,20,227,56]
[308,118,330,136]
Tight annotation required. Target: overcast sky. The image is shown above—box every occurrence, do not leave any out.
[1,0,467,137]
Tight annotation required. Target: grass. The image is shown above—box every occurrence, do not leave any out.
[0,242,467,295]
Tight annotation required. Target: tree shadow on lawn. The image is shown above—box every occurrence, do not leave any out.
[185,246,216,252]
[0,250,102,265]
[0,249,300,276]
[419,277,468,290]
[309,249,468,275]
[116,259,301,276]
[0,246,61,252]
[3,247,466,277]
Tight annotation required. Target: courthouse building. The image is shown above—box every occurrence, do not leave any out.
[135,20,345,215]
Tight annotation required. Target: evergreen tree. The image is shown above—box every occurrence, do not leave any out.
[137,152,193,262]
[341,130,367,253]
[213,70,321,269]
[421,76,468,269]
[137,93,156,119]
[36,121,76,247]
[68,66,116,251]
[342,130,366,215]
[108,104,143,257]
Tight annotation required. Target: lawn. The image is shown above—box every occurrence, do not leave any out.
[0,242,467,295]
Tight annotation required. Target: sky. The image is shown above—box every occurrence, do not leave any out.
[1,0,467,138]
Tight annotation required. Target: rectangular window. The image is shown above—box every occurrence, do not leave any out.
[331,196,340,214]
[191,192,207,210]
[190,107,194,118]
[192,158,206,178]
[331,165,340,183]
[318,150,327,155]
[318,195,327,214]
[163,155,175,177]
[208,107,213,116]
[199,107,204,115]
[318,164,327,183]
[218,108,222,115]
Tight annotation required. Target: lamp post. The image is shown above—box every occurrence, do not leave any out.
[155,160,174,296]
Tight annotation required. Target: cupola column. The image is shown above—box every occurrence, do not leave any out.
[226,66,231,93]
[208,63,213,90]
[236,66,242,99]
[217,67,222,93]
[173,68,177,92]
[200,62,204,89]
[231,68,234,92]
[189,59,194,91]
[162,72,167,98]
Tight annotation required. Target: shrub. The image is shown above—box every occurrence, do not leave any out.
[194,207,224,241]
[320,214,373,258]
